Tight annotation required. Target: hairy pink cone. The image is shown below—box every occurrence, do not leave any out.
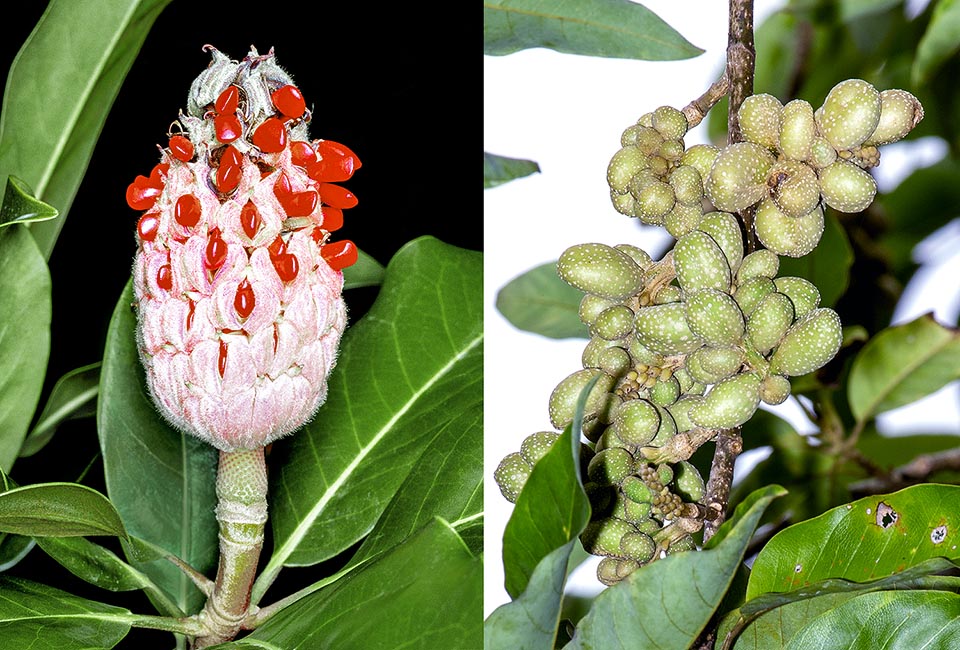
[129,46,360,451]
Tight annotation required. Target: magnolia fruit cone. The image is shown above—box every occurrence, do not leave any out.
[129,46,360,451]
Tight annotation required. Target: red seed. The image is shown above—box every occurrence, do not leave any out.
[271,84,306,118]
[253,117,287,153]
[169,135,194,162]
[268,235,285,258]
[137,213,160,241]
[272,252,299,282]
[126,177,161,211]
[273,172,293,200]
[321,207,344,232]
[216,148,243,194]
[174,194,202,228]
[290,141,317,167]
[221,145,243,169]
[281,190,318,218]
[157,264,173,290]
[321,239,358,271]
[318,183,358,209]
[240,200,261,239]
[306,158,354,183]
[215,85,240,115]
[234,279,255,319]
[215,113,242,143]
[218,339,228,377]
[149,163,170,185]
[205,230,228,270]
[186,299,196,330]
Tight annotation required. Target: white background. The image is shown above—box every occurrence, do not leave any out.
[483,0,958,618]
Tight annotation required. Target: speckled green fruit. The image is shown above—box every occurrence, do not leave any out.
[520,431,560,466]
[635,181,676,225]
[652,105,688,139]
[581,517,637,557]
[669,165,704,205]
[705,142,775,212]
[672,460,705,502]
[809,137,838,169]
[734,276,777,317]
[628,337,663,366]
[648,406,678,447]
[739,93,783,150]
[737,249,780,283]
[588,447,635,485]
[754,199,824,258]
[818,160,877,213]
[817,78,881,150]
[558,243,644,300]
[779,99,816,161]
[767,159,821,218]
[769,307,843,376]
[615,244,653,269]
[690,345,745,383]
[699,211,745,275]
[621,475,655,504]
[674,230,732,293]
[685,289,745,346]
[635,125,664,155]
[689,372,762,429]
[759,374,792,405]
[746,291,795,354]
[667,395,703,433]
[594,304,636,340]
[549,368,617,429]
[582,337,620,368]
[635,302,702,355]
[650,376,681,407]
[620,531,657,562]
[654,284,683,304]
[774,276,821,317]
[621,497,653,524]
[579,294,619,326]
[494,452,532,503]
[664,202,704,239]
[611,190,639,217]
[599,346,632,377]
[659,138,686,162]
[864,89,924,146]
[597,557,641,585]
[613,399,661,447]
[682,144,720,181]
[607,146,649,194]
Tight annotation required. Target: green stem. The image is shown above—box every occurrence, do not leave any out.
[127,613,207,637]
[191,448,268,649]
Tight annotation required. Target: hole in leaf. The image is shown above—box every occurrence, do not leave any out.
[931,525,947,544]
[875,501,898,529]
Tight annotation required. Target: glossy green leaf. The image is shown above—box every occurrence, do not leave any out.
[496,262,589,339]
[20,362,100,458]
[0,0,174,259]
[217,519,481,649]
[0,576,132,648]
[483,0,703,60]
[0,482,124,537]
[847,314,960,424]
[840,0,902,22]
[98,280,218,615]
[0,534,33,572]
[256,237,482,603]
[484,152,540,189]
[348,404,482,567]
[777,212,853,308]
[0,225,50,473]
[786,590,960,649]
[0,176,57,228]
[343,249,384,290]
[564,485,786,650]
[913,0,960,84]
[747,484,960,600]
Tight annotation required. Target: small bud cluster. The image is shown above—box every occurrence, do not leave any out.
[494,79,923,586]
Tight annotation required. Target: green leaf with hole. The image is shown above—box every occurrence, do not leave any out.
[913,0,960,84]
[496,262,589,339]
[777,212,853,307]
[847,314,960,424]
[563,485,785,650]
[484,152,540,189]
[747,484,960,600]
[0,483,126,538]
[0,176,57,228]
[483,0,702,60]
[20,362,100,458]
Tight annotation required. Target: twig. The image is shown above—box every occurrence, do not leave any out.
[702,429,744,541]
[682,75,730,130]
[848,447,960,497]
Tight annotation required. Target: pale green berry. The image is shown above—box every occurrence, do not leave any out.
[520,431,560,466]
[699,211,745,275]
[635,181,676,225]
[579,294,619,326]
[672,367,695,394]
[558,243,644,300]
[612,398,661,447]
[738,93,783,150]
[684,348,718,385]
[664,202,705,239]
[620,123,642,147]
[774,276,821,317]
[779,99,816,161]
[734,276,776,317]
[659,138,686,162]
[754,199,824,258]
[674,230,732,293]
[637,112,654,128]
[705,142,775,212]
[611,190,640,217]
[769,308,843,376]
[747,292,795,354]
[654,284,683,305]
[494,452,532,503]
[682,144,720,182]
[598,346,633,377]
[737,249,780,283]
[809,137,838,169]
[628,336,663,366]
[621,497,653,525]
[634,126,665,155]
[666,395,703,433]
[669,164,705,205]
[864,89,924,146]
[652,105,688,139]
[588,447,635,485]
[690,345,745,383]
[685,288,745,346]
[581,517,637,557]
[817,78,881,150]
[634,302,702,355]
[614,244,653,269]
[689,372,762,429]
[548,368,616,429]
[648,405,678,447]
[621,475,656,504]
[650,376,681,407]
[759,374,792,405]
[629,168,661,196]
[767,159,821,218]
[607,146,649,194]
[593,304,636,340]
[672,460,705,502]
[581,336,622,368]
[620,531,657,563]
[667,535,697,554]
[818,160,877,213]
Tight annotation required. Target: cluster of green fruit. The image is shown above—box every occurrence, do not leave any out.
[494,79,922,586]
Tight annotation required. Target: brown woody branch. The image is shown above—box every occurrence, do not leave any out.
[848,447,960,498]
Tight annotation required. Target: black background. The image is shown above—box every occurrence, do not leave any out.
[1,2,477,647]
